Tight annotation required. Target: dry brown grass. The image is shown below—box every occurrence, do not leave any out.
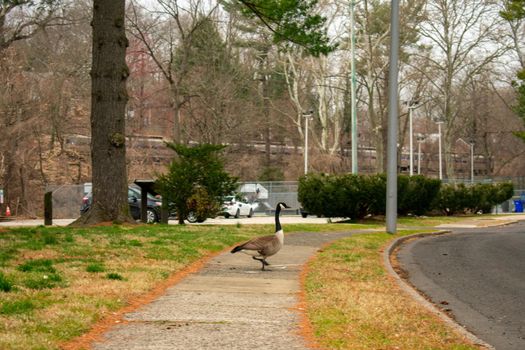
[303,232,484,350]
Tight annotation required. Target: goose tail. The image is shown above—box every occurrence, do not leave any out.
[231,245,243,254]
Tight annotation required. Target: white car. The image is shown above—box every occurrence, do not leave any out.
[221,196,255,218]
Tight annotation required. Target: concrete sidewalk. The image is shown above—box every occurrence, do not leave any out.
[88,215,525,350]
[91,231,367,350]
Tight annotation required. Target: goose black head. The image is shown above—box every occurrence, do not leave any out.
[277,202,290,210]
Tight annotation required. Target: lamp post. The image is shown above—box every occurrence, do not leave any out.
[436,121,443,180]
[350,0,358,174]
[303,110,313,174]
[457,138,474,183]
[406,100,420,176]
[386,0,400,234]
[416,134,425,175]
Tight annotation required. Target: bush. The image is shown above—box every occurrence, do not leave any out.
[186,187,220,222]
[433,182,514,215]
[399,175,442,216]
[298,173,441,219]
[157,143,237,224]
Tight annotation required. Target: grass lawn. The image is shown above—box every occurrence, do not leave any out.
[0,222,374,350]
[303,230,483,350]
[0,215,493,349]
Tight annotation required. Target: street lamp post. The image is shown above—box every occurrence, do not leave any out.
[436,121,443,180]
[386,0,400,234]
[406,100,420,176]
[470,142,474,183]
[350,0,358,174]
[303,111,313,174]
[416,134,425,175]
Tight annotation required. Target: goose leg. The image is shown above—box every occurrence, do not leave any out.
[252,257,269,270]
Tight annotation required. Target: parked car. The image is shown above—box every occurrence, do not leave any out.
[80,185,162,223]
[221,195,255,218]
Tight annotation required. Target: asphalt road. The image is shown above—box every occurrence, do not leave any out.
[397,222,525,350]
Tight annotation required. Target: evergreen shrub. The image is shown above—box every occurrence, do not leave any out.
[298,173,441,219]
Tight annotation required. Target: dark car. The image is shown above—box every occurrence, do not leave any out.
[80,185,162,223]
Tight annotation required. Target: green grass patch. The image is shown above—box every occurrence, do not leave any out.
[0,272,13,292]
[23,273,64,290]
[0,299,35,315]
[106,273,124,280]
[17,259,56,273]
[86,263,105,273]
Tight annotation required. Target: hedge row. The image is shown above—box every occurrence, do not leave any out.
[298,173,513,219]
[433,182,514,216]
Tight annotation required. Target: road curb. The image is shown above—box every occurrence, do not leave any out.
[383,231,496,350]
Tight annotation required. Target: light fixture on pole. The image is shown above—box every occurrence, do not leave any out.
[303,110,313,174]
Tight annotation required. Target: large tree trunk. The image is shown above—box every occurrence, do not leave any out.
[71,0,132,226]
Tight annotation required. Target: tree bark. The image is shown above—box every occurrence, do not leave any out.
[71,0,132,226]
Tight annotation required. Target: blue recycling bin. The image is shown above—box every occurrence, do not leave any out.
[514,199,523,213]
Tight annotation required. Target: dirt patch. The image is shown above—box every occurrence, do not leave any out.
[296,256,321,349]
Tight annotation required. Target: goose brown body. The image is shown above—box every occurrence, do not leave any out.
[230,202,289,270]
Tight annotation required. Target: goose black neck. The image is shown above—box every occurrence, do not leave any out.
[275,204,282,232]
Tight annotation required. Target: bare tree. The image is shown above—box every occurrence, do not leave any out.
[0,0,62,52]
[127,0,219,143]
[415,0,510,179]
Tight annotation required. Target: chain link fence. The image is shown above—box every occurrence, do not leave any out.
[47,178,525,219]
[46,184,87,219]
[236,182,300,214]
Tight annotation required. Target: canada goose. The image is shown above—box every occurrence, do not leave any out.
[231,202,290,270]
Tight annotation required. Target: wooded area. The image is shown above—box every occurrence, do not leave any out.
[1,0,524,218]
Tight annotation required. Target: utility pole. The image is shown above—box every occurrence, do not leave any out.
[351,0,358,174]
[386,0,400,234]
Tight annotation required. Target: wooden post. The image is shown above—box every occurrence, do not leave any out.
[140,188,148,223]
[161,196,169,224]
[44,192,53,226]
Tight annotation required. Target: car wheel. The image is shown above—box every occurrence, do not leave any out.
[247,209,253,218]
[301,212,308,218]
[234,209,240,218]
[186,211,198,223]
[224,213,230,219]
[146,209,158,223]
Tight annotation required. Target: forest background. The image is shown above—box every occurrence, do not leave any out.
[1,0,524,217]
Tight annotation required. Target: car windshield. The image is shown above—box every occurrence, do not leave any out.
[83,187,159,202]
[223,196,235,203]
[128,187,158,201]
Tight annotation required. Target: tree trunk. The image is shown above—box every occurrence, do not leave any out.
[71,0,132,226]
